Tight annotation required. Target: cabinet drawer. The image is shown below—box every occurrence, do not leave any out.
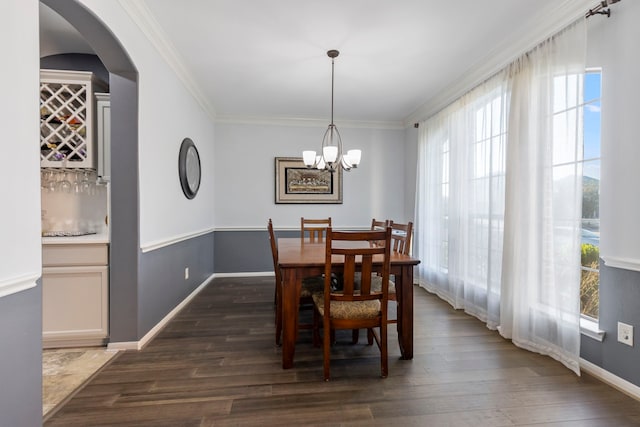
[42,244,108,267]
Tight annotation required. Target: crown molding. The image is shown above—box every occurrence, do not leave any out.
[404,0,591,126]
[214,114,405,130]
[118,0,217,120]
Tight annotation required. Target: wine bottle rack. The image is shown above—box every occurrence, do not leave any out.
[40,70,103,168]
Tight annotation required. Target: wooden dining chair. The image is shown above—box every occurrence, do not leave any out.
[370,219,390,248]
[301,217,332,242]
[355,220,413,345]
[268,219,324,345]
[312,227,392,381]
[381,220,413,325]
[389,220,413,255]
[371,218,389,231]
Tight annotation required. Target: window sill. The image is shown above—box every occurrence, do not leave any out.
[580,317,605,342]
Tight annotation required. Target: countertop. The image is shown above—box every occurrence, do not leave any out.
[42,232,110,245]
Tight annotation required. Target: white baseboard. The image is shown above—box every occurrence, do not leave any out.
[580,357,640,401]
[212,271,273,278]
[107,273,215,351]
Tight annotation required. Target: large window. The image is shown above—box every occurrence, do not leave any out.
[580,70,601,319]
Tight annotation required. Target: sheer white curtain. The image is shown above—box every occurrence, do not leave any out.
[414,19,586,374]
[414,75,508,329]
[500,21,586,374]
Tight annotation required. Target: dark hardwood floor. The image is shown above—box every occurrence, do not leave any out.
[45,276,640,426]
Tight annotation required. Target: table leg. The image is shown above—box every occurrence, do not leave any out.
[395,265,414,360]
[281,268,301,369]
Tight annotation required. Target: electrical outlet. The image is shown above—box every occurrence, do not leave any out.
[618,322,634,346]
[184,267,189,280]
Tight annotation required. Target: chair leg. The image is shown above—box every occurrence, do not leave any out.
[381,325,388,378]
[323,320,331,381]
[312,308,321,348]
[352,329,359,344]
[275,282,282,346]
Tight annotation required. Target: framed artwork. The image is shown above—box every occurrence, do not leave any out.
[275,157,342,204]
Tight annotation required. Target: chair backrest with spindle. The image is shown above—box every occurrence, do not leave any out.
[301,217,332,242]
[323,227,392,312]
[371,218,389,231]
[389,221,413,255]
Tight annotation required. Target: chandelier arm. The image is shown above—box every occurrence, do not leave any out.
[333,125,344,166]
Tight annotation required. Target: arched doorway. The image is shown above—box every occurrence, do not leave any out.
[41,0,141,346]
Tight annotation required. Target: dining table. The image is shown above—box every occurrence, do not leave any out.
[277,237,421,369]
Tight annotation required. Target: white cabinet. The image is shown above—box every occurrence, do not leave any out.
[40,70,105,169]
[95,93,110,181]
[42,243,109,348]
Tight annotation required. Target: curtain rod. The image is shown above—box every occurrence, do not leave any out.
[586,0,621,18]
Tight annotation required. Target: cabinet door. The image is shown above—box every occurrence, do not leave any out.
[95,93,110,181]
[42,266,109,347]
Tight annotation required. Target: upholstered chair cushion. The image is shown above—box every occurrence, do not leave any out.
[312,293,381,320]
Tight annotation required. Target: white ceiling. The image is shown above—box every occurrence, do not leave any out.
[40,0,592,126]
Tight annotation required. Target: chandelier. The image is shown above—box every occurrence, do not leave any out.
[303,50,361,172]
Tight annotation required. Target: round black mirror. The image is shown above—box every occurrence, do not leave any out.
[178,138,201,199]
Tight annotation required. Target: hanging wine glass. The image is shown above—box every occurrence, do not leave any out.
[46,169,59,193]
[73,170,83,194]
[58,169,72,193]
[80,170,92,193]
[41,169,53,191]
[87,170,97,196]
